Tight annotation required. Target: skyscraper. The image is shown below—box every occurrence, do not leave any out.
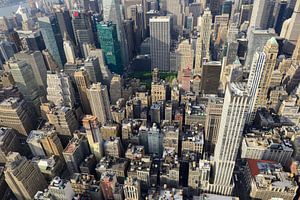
[166,0,185,32]
[248,0,275,31]
[82,115,103,160]
[0,127,22,164]
[38,16,66,68]
[110,74,122,104]
[8,59,41,107]
[87,83,112,125]
[14,50,48,93]
[197,9,212,63]
[64,35,76,64]
[0,98,37,136]
[247,38,279,122]
[102,0,129,67]
[47,71,76,107]
[96,22,123,74]
[245,29,275,67]
[201,61,222,94]
[246,51,266,123]
[84,56,102,83]
[4,152,48,200]
[71,10,94,56]
[54,5,76,45]
[176,39,194,81]
[74,69,92,114]
[209,82,249,195]
[150,16,171,71]
[27,128,64,158]
[280,0,300,44]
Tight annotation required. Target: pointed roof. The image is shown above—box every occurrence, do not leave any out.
[268,37,278,46]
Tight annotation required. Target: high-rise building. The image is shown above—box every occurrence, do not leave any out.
[292,35,300,63]
[195,9,212,73]
[246,51,266,123]
[166,0,184,32]
[8,59,41,107]
[124,19,135,61]
[38,16,66,68]
[102,0,129,67]
[147,123,164,157]
[87,83,112,125]
[0,41,15,65]
[150,16,171,71]
[205,96,223,153]
[0,97,37,136]
[248,0,275,31]
[0,127,22,164]
[176,39,194,82]
[4,152,48,200]
[64,36,76,64]
[45,105,79,141]
[209,82,249,195]
[74,69,92,114]
[42,49,59,72]
[54,6,76,45]
[245,29,275,67]
[84,56,102,83]
[209,0,223,19]
[63,132,90,173]
[82,115,103,160]
[71,10,94,56]
[21,31,46,52]
[280,0,300,44]
[110,74,122,104]
[47,71,76,107]
[14,50,48,93]
[97,22,123,74]
[27,127,64,158]
[248,38,278,122]
[201,61,221,94]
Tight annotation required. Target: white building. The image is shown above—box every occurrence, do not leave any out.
[46,71,75,107]
[209,82,249,195]
[246,51,266,123]
[150,16,171,71]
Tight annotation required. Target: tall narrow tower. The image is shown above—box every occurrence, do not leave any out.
[102,0,129,67]
[200,9,212,60]
[210,82,249,195]
[250,37,278,117]
[246,51,266,123]
[74,69,91,114]
[150,16,171,71]
[87,83,112,125]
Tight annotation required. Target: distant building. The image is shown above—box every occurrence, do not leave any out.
[96,22,123,74]
[150,16,171,71]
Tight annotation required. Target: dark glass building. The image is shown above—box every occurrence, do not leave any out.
[96,21,123,74]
